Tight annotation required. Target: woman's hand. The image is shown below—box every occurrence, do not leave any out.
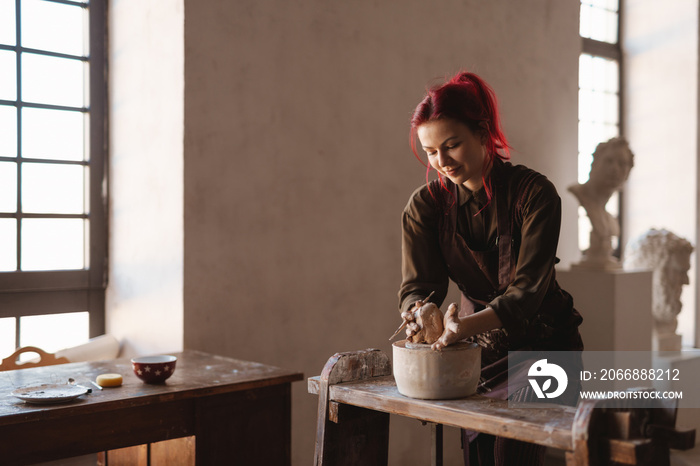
[402,300,424,340]
[431,303,463,350]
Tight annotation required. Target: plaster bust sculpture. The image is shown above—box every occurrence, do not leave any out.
[568,137,634,269]
[624,228,694,351]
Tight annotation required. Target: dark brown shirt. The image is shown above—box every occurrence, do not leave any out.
[399,161,563,334]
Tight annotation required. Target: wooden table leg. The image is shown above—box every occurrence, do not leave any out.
[196,383,293,465]
[314,349,392,466]
[431,423,443,466]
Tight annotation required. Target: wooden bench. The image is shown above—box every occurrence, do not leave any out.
[309,348,696,466]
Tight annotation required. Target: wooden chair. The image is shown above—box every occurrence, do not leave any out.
[0,346,70,371]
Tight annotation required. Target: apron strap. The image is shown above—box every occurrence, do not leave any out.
[495,178,512,292]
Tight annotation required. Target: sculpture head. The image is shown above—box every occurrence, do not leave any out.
[588,137,634,191]
[624,229,693,323]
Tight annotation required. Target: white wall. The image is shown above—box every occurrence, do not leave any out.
[105,0,581,463]
[182,1,580,464]
[623,0,698,346]
[107,0,185,357]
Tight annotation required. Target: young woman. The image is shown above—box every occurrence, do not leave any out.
[399,71,583,466]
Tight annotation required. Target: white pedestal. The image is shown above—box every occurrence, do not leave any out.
[557,268,653,351]
[655,332,683,352]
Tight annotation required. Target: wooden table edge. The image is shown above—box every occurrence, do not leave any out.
[309,374,575,451]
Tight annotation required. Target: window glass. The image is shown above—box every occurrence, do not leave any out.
[0,0,16,46]
[0,317,16,359]
[21,218,86,271]
[1,0,104,355]
[20,312,89,353]
[22,163,86,214]
[578,49,620,251]
[0,161,17,212]
[22,107,84,161]
[0,105,17,157]
[21,0,86,57]
[21,53,85,108]
[0,50,17,101]
[580,0,619,44]
[0,219,16,271]
[578,54,620,183]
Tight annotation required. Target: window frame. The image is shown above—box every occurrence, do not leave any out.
[0,0,107,342]
[579,0,625,256]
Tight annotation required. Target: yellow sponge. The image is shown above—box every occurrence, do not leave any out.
[96,373,123,387]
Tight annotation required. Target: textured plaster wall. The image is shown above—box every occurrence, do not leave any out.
[623,0,698,346]
[182,1,580,464]
[107,0,185,357]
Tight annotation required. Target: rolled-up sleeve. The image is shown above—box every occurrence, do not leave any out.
[398,186,450,314]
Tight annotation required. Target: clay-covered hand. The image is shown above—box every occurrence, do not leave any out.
[407,302,445,345]
[431,303,463,351]
[401,299,423,340]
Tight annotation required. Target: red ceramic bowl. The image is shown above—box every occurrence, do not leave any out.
[131,355,177,384]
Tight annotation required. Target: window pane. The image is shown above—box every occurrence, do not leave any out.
[578,206,591,252]
[21,218,85,271]
[578,89,593,121]
[22,163,86,214]
[20,312,89,353]
[578,121,594,155]
[603,10,619,44]
[22,107,84,161]
[592,56,609,91]
[590,91,605,122]
[579,54,592,90]
[21,0,86,57]
[0,104,17,157]
[0,219,17,271]
[0,317,16,359]
[22,53,85,108]
[579,4,592,39]
[604,93,619,125]
[0,50,17,101]
[580,1,618,44]
[603,60,619,93]
[0,0,16,46]
[0,161,17,212]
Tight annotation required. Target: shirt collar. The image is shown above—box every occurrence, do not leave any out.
[456,158,502,207]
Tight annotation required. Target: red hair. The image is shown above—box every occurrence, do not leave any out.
[409,71,511,208]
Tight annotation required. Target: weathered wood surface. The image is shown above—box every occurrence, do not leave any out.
[313,374,576,450]
[314,348,392,466]
[310,350,696,466]
[0,350,303,465]
[0,349,302,423]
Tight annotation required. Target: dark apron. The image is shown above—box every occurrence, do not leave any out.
[434,172,583,397]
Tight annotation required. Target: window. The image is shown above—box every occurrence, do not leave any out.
[0,0,107,355]
[578,0,622,253]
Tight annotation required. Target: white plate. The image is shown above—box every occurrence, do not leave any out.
[11,383,89,404]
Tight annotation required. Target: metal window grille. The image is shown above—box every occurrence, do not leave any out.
[0,0,107,349]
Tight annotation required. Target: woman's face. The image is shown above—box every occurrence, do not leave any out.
[417,118,488,191]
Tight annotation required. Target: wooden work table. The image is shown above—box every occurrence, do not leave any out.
[0,350,303,465]
[309,349,695,466]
